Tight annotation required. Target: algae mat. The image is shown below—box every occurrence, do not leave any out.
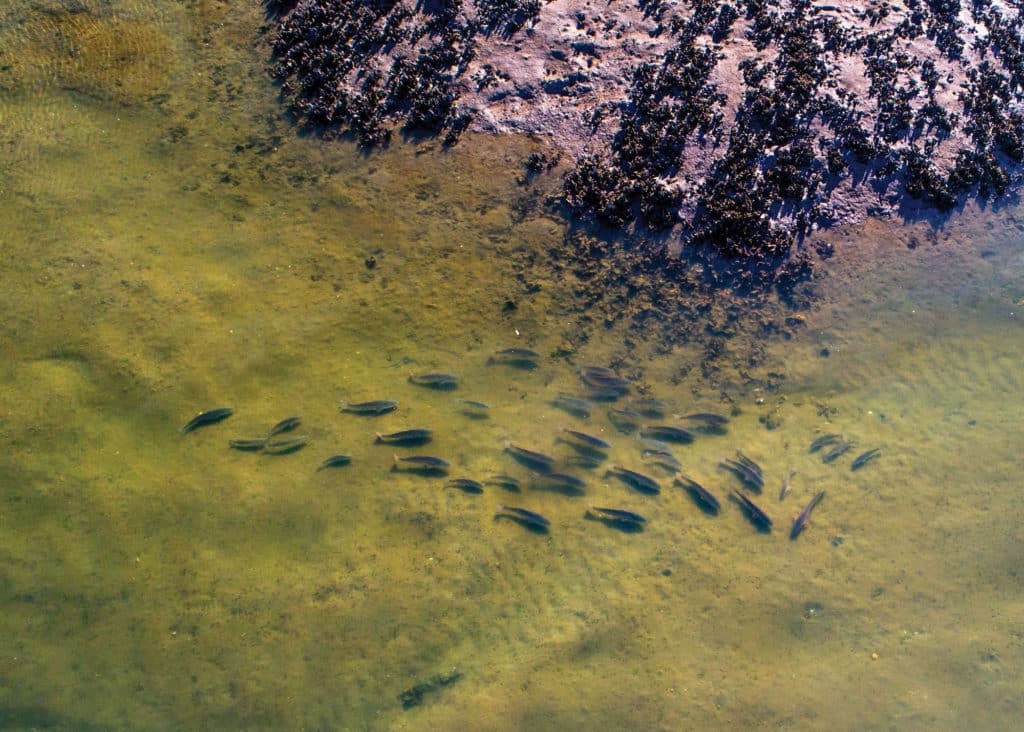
[1,1,1024,730]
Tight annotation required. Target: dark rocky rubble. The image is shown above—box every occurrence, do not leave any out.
[266,0,1024,271]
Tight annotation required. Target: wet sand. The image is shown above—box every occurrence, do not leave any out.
[1,1,1024,730]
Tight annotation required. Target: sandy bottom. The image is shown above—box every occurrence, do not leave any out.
[1,1,1024,730]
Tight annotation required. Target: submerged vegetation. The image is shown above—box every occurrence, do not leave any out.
[267,0,1024,271]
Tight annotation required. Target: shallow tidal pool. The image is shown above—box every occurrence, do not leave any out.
[2,1,1024,730]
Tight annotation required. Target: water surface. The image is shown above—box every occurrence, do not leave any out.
[1,1,1023,730]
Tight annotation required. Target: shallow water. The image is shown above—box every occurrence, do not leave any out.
[2,1,1024,730]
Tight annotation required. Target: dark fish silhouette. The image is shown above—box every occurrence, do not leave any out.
[488,348,541,367]
[454,398,490,414]
[640,424,695,444]
[531,472,586,494]
[495,505,550,528]
[264,436,307,454]
[587,505,647,525]
[732,491,772,530]
[822,440,853,463]
[608,408,644,433]
[678,412,730,426]
[375,428,433,445]
[317,455,352,470]
[504,442,556,470]
[791,491,826,539]
[228,438,266,451]
[393,455,450,472]
[551,394,593,419]
[446,478,484,493]
[851,448,881,471]
[674,474,721,513]
[559,428,611,451]
[409,372,458,389]
[606,465,661,494]
[180,407,233,435]
[809,433,843,452]
[628,398,669,417]
[719,459,764,492]
[485,475,521,491]
[267,416,301,437]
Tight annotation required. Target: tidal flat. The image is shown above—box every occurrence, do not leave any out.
[1,1,1024,730]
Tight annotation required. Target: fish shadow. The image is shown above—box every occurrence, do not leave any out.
[447,484,483,495]
[458,412,490,421]
[693,425,728,436]
[488,359,539,370]
[376,436,433,447]
[529,483,585,497]
[728,494,772,533]
[550,403,591,419]
[606,473,660,495]
[684,489,721,516]
[556,440,609,461]
[391,466,449,477]
[507,454,554,472]
[412,382,459,391]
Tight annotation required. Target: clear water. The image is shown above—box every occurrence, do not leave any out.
[2,1,1024,730]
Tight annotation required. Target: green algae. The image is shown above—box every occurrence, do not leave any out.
[1,0,1024,730]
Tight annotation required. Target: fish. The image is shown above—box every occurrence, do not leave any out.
[446,478,484,493]
[678,412,730,426]
[392,455,450,472]
[267,416,301,437]
[263,436,308,455]
[488,348,541,367]
[484,475,522,491]
[551,393,593,419]
[628,398,669,418]
[180,406,233,435]
[495,505,550,528]
[579,365,618,378]
[719,459,764,491]
[822,440,853,463]
[583,385,627,402]
[732,491,773,530]
[791,491,826,539]
[640,424,695,444]
[504,442,556,470]
[674,474,721,513]
[636,436,674,455]
[375,428,433,445]
[316,455,352,470]
[608,408,643,433]
[531,472,587,494]
[228,438,267,451]
[642,451,682,472]
[851,448,881,471]
[339,400,398,415]
[408,372,459,389]
[579,370,632,392]
[559,428,611,451]
[734,450,763,478]
[809,433,843,452]
[606,465,661,494]
[779,469,796,500]
[453,398,491,415]
[587,505,647,525]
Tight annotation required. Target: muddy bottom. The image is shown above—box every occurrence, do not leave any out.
[1,1,1023,730]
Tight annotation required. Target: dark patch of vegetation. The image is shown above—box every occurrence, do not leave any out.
[267,0,1024,276]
